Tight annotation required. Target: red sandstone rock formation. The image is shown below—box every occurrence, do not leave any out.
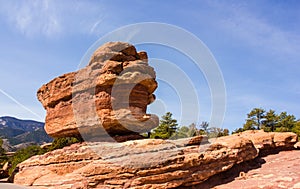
[23,42,299,189]
[233,130,298,155]
[14,135,256,188]
[37,42,158,139]
[200,150,300,189]
[13,131,298,188]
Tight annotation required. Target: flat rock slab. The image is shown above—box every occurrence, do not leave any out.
[207,150,300,189]
[12,131,298,188]
[0,183,31,189]
[13,135,258,188]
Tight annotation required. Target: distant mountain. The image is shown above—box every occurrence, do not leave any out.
[0,116,53,151]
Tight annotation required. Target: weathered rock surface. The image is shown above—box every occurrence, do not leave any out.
[200,150,300,189]
[12,129,298,188]
[37,42,158,138]
[234,130,298,156]
[14,135,258,188]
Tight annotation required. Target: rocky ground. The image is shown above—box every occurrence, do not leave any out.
[196,150,300,189]
[5,149,300,189]
[10,131,298,189]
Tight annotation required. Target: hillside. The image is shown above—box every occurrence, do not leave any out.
[0,116,52,151]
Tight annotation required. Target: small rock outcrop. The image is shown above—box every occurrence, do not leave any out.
[234,130,298,155]
[37,42,158,139]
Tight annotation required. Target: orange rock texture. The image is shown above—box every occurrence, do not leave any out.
[37,42,158,139]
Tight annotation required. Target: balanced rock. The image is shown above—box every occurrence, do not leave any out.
[37,42,158,139]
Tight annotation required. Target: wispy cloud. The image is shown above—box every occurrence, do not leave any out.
[209,2,300,60]
[89,19,103,34]
[0,0,106,37]
[0,0,61,37]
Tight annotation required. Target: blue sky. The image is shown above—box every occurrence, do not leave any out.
[0,0,299,131]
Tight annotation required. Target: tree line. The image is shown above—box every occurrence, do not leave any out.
[233,107,300,136]
[150,109,300,139]
[149,112,229,139]
[0,137,81,175]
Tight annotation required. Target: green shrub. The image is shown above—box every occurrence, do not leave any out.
[47,137,81,151]
[8,136,81,175]
[0,138,8,166]
[9,145,45,175]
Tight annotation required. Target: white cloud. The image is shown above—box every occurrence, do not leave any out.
[0,0,61,37]
[0,0,106,37]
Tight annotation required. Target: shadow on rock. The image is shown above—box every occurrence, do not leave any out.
[183,156,266,189]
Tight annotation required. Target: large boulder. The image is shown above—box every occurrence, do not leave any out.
[37,42,158,139]
[13,135,258,188]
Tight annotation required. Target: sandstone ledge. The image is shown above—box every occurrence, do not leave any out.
[14,135,256,188]
[13,131,297,188]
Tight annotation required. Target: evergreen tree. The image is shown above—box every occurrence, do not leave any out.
[262,109,278,132]
[241,108,298,136]
[243,108,266,130]
[275,112,296,132]
[292,121,300,138]
[151,112,178,139]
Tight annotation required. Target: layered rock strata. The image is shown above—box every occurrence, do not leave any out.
[14,135,256,188]
[234,130,298,156]
[13,131,298,188]
[37,42,158,139]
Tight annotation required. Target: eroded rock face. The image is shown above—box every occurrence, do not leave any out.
[37,42,158,139]
[234,130,298,155]
[13,131,298,188]
[14,135,257,189]
[204,150,300,189]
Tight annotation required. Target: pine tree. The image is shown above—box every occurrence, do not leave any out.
[275,112,296,132]
[262,109,278,132]
[151,112,178,139]
[243,108,266,130]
